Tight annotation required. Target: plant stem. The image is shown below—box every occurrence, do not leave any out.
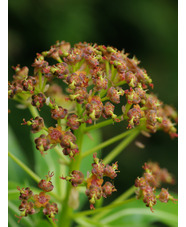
[8,151,40,183]
[58,124,85,226]
[38,70,43,90]
[28,105,40,118]
[73,197,135,218]
[81,128,135,159]
[93,186,136,220]
[41,77,48,92]
[103,128,140,165]
[8,151,61,202]
[84,116,121,133]
[53,145,70,165]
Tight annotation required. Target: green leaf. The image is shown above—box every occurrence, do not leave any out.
[8,201,34,227]
[80,129,102,175]
[96,192,178,227]
[8,125,28,183]
[35,220,53,227]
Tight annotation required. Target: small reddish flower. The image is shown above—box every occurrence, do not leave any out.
[35,134,50,155]
[102,102,117,120]
[43,203,58,222]
[66,71,89,89]
[38,172,54,192]
[62,147,79,158]
[69,87,88,104]
[142,186,157,212]
[31,93,46,109]
[157,188,177,203]
[107,87,124,104]
[12,64,29,80]
[51,106,68,120]
[91,153,105,178]
[47,126,63,144]
[102,182,116,198]
[86,96,103,120]
[61,170,84,187]
[86,174,104,189]
[127,104,144,129]
[29,116,44,133]
[125,71,138,87]
[32,53,48,70]
[34,192,50,208]
[86,185,102,209]
[125,88,141,105]
[22,76,37,92]
[104,162,119,179]
[67,114,81,130]
[60,131,77,149]
[17,186,33,200]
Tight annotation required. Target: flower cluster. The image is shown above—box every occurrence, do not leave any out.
[8,41,177,218]
[9,41,177,160]
[16,172,58,223]
[61,153,118,209]
[135,162,177,211]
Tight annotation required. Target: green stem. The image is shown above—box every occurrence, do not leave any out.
[53,145,70,165]
[81,128,135,159]
[101,96,109,102]
[28,105,40,118]
[114,80,127,87]
[113,186,136,203]
[41,77,48,92]
[111,64,117,81]
[8,151,61,202]
[73,197,135,218]
[105,60,110,77]
[59,124,85,226]
[8,151,40,183]
[84,116,123,133]
[93,186,136,220]
[38,70,43,90]
[103,128,140,165]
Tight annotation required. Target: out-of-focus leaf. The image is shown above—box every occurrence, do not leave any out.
[8,181,40,201]
[8,213,19,227]
[35,220,52,227]
[8,125,28,183]
[97,192,178,227]
[80,129,102,175]
[8,201,34,227]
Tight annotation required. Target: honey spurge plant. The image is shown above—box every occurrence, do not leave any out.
[8,41,178,227]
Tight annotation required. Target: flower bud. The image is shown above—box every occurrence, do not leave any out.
[67,114,81,130]
[102,182,116,198]
[34,192,50,208]
[107,87,124,104]
[17,186,33,200]
[43,203,58,222]
[35,134,50,155]
[86,96,103,120]
[31,93,46,109]
[38,172,54,192]
[51,106,68,120]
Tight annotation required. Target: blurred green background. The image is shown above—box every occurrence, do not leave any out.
[8,0,178,206]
